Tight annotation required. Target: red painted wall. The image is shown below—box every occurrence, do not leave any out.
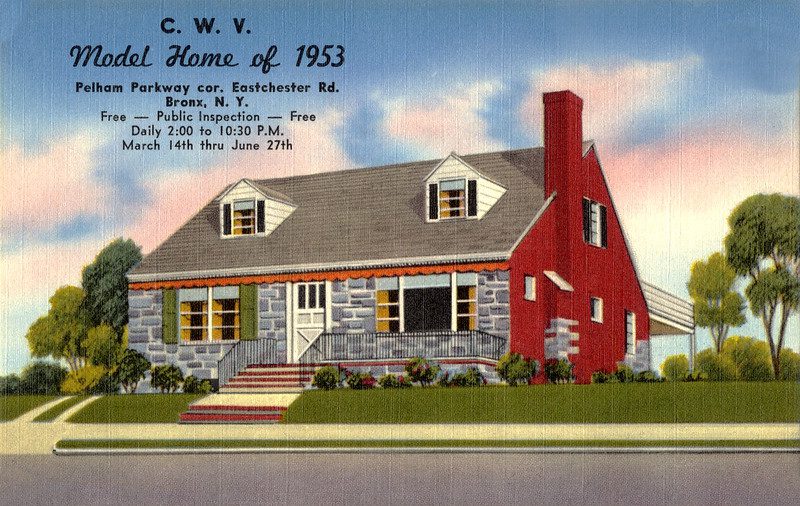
[509,90,649,383]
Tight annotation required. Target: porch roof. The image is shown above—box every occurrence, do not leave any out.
[642,281,694,335]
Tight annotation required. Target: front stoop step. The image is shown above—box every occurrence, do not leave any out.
[179,404,288,424]
[217,363,320,393]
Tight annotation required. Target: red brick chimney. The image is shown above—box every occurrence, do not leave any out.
[543,90,584,283]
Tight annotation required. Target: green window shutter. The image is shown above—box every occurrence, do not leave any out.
[239,284,258,340]
[162,288,177,344]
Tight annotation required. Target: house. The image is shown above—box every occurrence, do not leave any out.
[126,90,694,389]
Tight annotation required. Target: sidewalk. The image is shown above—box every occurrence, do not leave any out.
[2,418,798,455]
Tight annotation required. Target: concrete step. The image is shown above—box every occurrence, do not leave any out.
[218,386,305,394]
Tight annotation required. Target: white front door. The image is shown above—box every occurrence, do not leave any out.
[292,281,326,362]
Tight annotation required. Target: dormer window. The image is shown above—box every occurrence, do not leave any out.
[222,199,265,236]
[218,178,295,239]
[428,179,478,221]
[425,153,504,222]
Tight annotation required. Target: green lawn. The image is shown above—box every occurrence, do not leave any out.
[54,438,800,450]
[283,382,800,424]
[32,395,89,422]
[0,395,58,421]
[67,394,205,423]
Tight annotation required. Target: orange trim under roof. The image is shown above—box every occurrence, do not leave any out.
[128,261,509,290]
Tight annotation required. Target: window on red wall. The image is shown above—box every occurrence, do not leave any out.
[582,198,607,247]
[625,311,636,355]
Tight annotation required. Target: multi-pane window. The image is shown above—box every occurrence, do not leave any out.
[376,277,400,332]
[180,287,240,342]
[590,297,603,323]
[438,179,466,219]
[582,198,607,247]
[232,200,256,235]
[625,311,636,354]
[211,286,240,341]
[180,288,208,342]
[297,282,325,310]
[456,273,477,331]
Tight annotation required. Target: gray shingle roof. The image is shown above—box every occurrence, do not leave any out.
[129,146,562,280]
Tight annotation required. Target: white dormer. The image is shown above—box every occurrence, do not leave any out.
[216,179,295,238]
[424,153,507,222]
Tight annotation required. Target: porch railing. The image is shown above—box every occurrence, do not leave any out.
[299,330,507,365]
[218,338,279,387]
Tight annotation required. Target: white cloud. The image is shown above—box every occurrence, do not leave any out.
[382,81,506,157]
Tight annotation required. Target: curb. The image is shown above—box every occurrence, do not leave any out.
[53,446,800,456]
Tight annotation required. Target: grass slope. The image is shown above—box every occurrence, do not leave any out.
[283,382,800,424]
[67,394,205,423]
[33,395,89,422]
[54,439,800,450]
[0,395,58,421]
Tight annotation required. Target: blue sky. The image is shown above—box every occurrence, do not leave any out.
[1,0,798,374]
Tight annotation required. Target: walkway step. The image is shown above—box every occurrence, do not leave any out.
[179,412,283,423]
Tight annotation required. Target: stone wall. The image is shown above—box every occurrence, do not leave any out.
[544,318,579,360]
[331,277,376,334]
[258,283,287,362]
[477,270,511,345]
[623,340,651,373]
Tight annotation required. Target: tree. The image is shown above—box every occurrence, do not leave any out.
[81,238,142,332]
[85,324,125,369]
[724,193,800,379]
[25,286,90,372]
[18,361,68,394]
[687,252,746,352]
[115,349,151,393]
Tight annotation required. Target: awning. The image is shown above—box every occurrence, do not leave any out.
[642,281,694,335]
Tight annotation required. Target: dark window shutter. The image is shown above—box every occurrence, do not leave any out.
[582,199,591,243]
[222,204,232,235]
[256,200,265,233]
[600,205,608,247]
[467,179,478,217]
[428,183,438,220]
[162,289,177,344]
[239,284,257,340]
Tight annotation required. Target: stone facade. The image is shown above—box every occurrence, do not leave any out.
[331,277,376,334]
[544,318,580,360]
[623,340,651,373]
[477,270,511,344]
[127,289,236,392]
[258,283,288,362]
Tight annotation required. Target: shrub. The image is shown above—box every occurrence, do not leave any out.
[150,364,184,393]
[183,375,212,394]
[405,357,440,387]
[634,371,660,383]
[450,368,485,387]
[496,352,538,386]
[312,366,341,390]
[345,371,377,390]
[614,364,635,383]
[695,349,738,381]
[661,354,690,382]
[61,365,106,394]
[115,349,151,393]
[721,336,774,381]
[544,358,573,384]
[19,361,68,394]
[591,370,618,384]
[89,373,121,394]
[779,348,800,381]
[684,371,708,382]
[0,374,21,394]
[378,373,411,388]
[435,371,451,387]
